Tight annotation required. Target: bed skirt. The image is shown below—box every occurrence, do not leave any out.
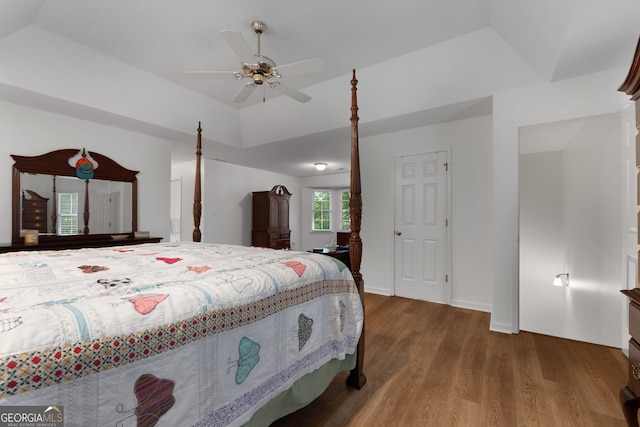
[244,353,355,426]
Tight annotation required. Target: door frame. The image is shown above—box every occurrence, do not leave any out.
[392,149,452,305]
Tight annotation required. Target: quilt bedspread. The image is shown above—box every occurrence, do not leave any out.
[0,242,363,426]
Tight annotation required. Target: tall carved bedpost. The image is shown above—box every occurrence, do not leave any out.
[347,69,367,389]
[51,176,57,234]
[193,122,202,242]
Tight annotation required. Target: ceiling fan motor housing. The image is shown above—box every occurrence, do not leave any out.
[251,20,266,34]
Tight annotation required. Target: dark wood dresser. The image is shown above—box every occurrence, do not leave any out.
[0,236,163,254]
[22,190,49,233]
[252,185,291,249]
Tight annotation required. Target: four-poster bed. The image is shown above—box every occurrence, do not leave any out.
[0,71,365,426]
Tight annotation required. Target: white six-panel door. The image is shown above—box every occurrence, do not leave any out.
[89,192,112,234]
[394,151,449,303]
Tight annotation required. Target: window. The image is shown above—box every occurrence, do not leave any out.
[313,190,331,231]
[311,188,351,232]
[341,190,351,231]
[58,192,78,235]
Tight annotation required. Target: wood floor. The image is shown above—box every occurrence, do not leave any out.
[272,293,629,427]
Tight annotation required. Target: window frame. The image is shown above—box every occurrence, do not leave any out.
[57,192,79,236]
[311,188,351,232]
[340,189,351,232]
[312,190,332,231]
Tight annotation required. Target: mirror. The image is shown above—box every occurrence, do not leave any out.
[20,174,133,235]
[12,149,138,244]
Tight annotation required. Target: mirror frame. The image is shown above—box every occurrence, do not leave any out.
[11,149,139,244]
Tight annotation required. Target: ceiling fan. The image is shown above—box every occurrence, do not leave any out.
[184,20,324,103]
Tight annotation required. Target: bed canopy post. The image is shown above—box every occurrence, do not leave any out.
[193,122,202,242]
[346,69,367,390]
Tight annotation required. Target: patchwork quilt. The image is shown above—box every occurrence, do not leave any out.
[0,242,363,426]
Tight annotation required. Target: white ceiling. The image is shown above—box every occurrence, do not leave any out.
[1,0,639,176]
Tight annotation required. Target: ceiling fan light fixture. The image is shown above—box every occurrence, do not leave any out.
[315,163,327,171]
[253,73,265,84]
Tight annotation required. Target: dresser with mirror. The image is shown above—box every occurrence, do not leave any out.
[2,148,161,253]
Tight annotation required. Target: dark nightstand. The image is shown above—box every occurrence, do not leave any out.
[310,246,351,270]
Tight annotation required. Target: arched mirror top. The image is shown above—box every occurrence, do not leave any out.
[11,149,138,181]
[11,149,139,244]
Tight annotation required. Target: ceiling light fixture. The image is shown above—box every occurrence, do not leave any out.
[315,163,327,171]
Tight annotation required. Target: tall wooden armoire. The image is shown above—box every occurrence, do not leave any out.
[251,185,291,249]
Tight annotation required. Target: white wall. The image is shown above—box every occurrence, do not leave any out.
[520,115,624,347]
[0,100,171,243]
[360,114,494,311]
[171,159,301,249]
[562,115,623,345]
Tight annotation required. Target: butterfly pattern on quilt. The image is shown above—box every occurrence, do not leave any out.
[133,374,176,427]
[78,265,109,274]
[332,258,348,272]
[124,294,169,315]
[115,374,176,427]
[155,257,182,265]
[97,278,132,289]
[187,265,211,274]
[211,273,253,293]
[282,261,306,278]
[227,337,260,385]
[297,313,313,351]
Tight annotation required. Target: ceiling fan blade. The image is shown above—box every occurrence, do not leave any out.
[276,84,312,103]
[276,58,325,76]
[220,30,255,64]
[182,71,237,80]
[233,83,256,103]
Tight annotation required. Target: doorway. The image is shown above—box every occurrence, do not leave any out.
[518,113,633,347]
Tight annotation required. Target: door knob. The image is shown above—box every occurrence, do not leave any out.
[395,231,402,236]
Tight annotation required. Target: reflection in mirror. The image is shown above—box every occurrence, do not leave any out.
[20,173,133,236]
[12,148,139,244]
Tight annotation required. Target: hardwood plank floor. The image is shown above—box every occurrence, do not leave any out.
[271,293,628,427]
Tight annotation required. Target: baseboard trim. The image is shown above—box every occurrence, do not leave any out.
[451,298,491,313]
[363,286,391,296]
[490,320,514,334]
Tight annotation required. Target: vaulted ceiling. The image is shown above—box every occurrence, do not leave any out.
[1,0,638,176]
